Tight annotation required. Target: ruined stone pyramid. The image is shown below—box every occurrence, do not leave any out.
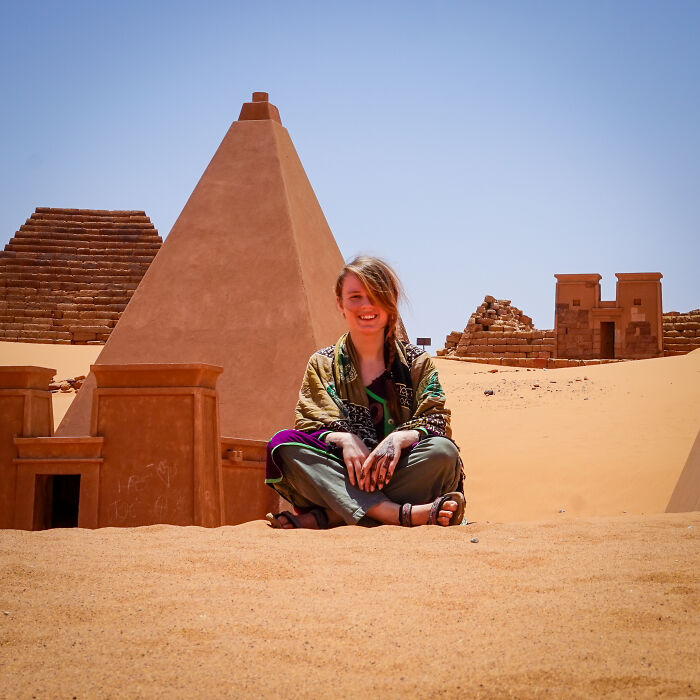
[58,92,347,440]
[0,209,161,343]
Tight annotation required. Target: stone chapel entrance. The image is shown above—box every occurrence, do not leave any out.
[600,322,615,359]
[33,474,81,529]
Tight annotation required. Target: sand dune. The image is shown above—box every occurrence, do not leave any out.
[0,514,698,698]
[439,350,700,522]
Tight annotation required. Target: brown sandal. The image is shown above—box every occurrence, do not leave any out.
[427,492,465,526]
[265,508,329,530]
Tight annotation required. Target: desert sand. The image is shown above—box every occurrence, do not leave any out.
[438,350,700,522]
[1,345,699,697]
[0,515,698,698]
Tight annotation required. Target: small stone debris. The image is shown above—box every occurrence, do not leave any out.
[484,389,494,396]
[2,611,9,615]
[50,377,84,393]
[470,537,479,544]
[488,368,498,373]
[558,509,566,513]
[584,398,589,400]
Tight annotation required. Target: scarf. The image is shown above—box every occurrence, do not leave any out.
[295,333,451,449]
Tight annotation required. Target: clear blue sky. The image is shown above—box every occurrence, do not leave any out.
[1,0,698,347]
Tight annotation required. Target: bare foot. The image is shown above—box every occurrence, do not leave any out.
[410,500,459,526]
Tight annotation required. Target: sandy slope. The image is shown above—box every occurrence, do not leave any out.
[438,351,700,522]
[0,514,698,698]
[0,340,102,429]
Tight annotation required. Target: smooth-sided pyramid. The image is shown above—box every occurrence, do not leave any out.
[58,92,347,441]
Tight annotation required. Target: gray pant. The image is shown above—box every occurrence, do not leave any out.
[273,437,462,526]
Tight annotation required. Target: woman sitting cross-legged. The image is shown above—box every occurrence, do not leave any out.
[265,255,465,529]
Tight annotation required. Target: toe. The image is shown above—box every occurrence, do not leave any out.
[438,503,461,525]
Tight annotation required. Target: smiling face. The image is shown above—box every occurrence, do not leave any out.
[337,272,390,338]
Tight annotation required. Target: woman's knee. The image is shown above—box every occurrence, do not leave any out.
[419,436,459,467]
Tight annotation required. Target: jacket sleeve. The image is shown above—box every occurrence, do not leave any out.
[294,353,350,434]
[397,353,452,439]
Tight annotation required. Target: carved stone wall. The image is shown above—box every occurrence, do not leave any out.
[663,309,700,356]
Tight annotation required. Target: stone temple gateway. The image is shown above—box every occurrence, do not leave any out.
[554,273,663,360]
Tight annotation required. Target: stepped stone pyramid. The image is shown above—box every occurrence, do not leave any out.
[441,295,556,359]
[58,92,348,441]
[0,208,161,344]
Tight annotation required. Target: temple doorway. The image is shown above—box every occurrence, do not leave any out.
[600,322,615,359]
[33,475,81,529]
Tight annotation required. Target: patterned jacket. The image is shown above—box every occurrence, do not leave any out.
[295,333,451,450]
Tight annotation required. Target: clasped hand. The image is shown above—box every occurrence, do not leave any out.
[325,430,420,492]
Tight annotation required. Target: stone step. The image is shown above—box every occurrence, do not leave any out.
[0,271,150,284]
[662,347,700,355]
[17,224,157,236]
[16,227,161,241]
[0,329,71,341]
[0,261,153,274]
[6,241,160,254]
[8,240,160,254]
[2,328,73,340]
[10,230,160,241]
[1,281,138,294]
[2,260,152,274]
[29,212,152,224]
[34,206,146,216]
[30,211,150,223]
[1,290,132,303]
[20,218,157,229]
